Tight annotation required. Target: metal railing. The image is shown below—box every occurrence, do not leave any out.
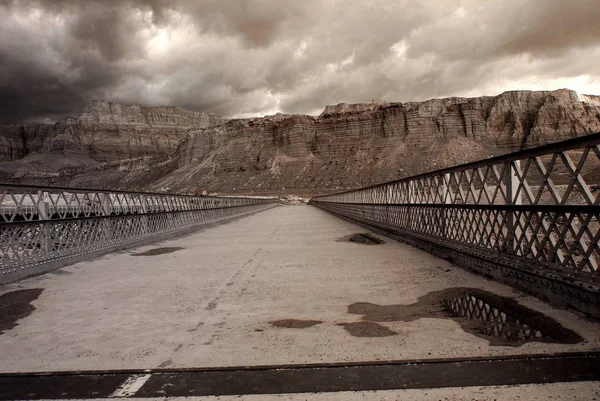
[311,133,600,317]
[1,185,278,284]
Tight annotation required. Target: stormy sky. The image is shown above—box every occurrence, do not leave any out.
[1,0,599,124]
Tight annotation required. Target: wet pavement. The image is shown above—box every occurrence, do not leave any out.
[269,319,323,329]
[347,288,583,346]
[337,321,398,337]
[0,289,43,335]
[338,232,385,245]
[131,246,185,256]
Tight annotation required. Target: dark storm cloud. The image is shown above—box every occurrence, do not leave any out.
[0,0,159,122]
[0,0,599,124]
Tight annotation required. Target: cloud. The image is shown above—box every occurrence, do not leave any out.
[0,0,599,124]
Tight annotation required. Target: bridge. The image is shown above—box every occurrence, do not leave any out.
[1,133,600,400]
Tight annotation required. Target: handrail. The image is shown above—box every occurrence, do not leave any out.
[0,184,277,223]
[310,132,600,317]
[0,183,209,198]
[312,132,600,199]
[1,185,279,284]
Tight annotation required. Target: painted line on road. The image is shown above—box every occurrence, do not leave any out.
[109,374,152,398]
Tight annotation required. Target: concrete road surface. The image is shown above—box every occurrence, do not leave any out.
[1,204,599,399]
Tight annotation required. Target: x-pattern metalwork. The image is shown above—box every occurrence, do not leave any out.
[0,185,271,223]
[312,133,600,278]
[1,185,277,284]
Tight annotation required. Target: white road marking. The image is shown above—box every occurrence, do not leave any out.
[109,374,152,398]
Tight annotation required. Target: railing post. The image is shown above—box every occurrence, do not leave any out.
[406,182,412,231]
[505,160,522,254]
[360,191,365,222]
[37,191,50,255]
[140,196,148,213]
[99,193,111,216]
[442,173,450,238]
[140,195,150,236]
[99,193,113,243]
[385,186,391,228]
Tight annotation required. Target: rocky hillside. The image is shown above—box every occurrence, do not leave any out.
[1,90,599,195]
[0,100,224,162]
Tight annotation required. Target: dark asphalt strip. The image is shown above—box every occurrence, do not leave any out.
[0,373,131,400]
[1,353,599,399]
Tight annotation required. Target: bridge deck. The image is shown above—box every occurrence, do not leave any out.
[1,205,600,398]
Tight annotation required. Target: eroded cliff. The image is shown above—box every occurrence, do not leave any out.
[0,100,224,162]
[1,89,599,195]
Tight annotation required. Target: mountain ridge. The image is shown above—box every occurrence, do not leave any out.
[1,89,599,196]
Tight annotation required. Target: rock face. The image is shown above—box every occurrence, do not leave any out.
[0,123,62,161]
[1,90,599,195]
[0,100,224,162]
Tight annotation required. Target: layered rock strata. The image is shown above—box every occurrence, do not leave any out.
[1,89,599,195]
[0,100,223,162]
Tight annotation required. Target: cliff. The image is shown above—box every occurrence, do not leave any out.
[1,89,599,195]
[0,100,224,162]
[0,123,62,161]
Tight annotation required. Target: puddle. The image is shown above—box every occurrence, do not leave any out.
[158,359,173,368]
[132,247,185,256]
[338,233,385,245]
[269,319,322,328]
[338,322,398,337]
[0,289,44,335]
[348,288,583,346]
[50,269,73,276]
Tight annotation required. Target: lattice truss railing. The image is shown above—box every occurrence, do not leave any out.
[312,133,600,277]
[1,185,277,282]
[0,185,272,222]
